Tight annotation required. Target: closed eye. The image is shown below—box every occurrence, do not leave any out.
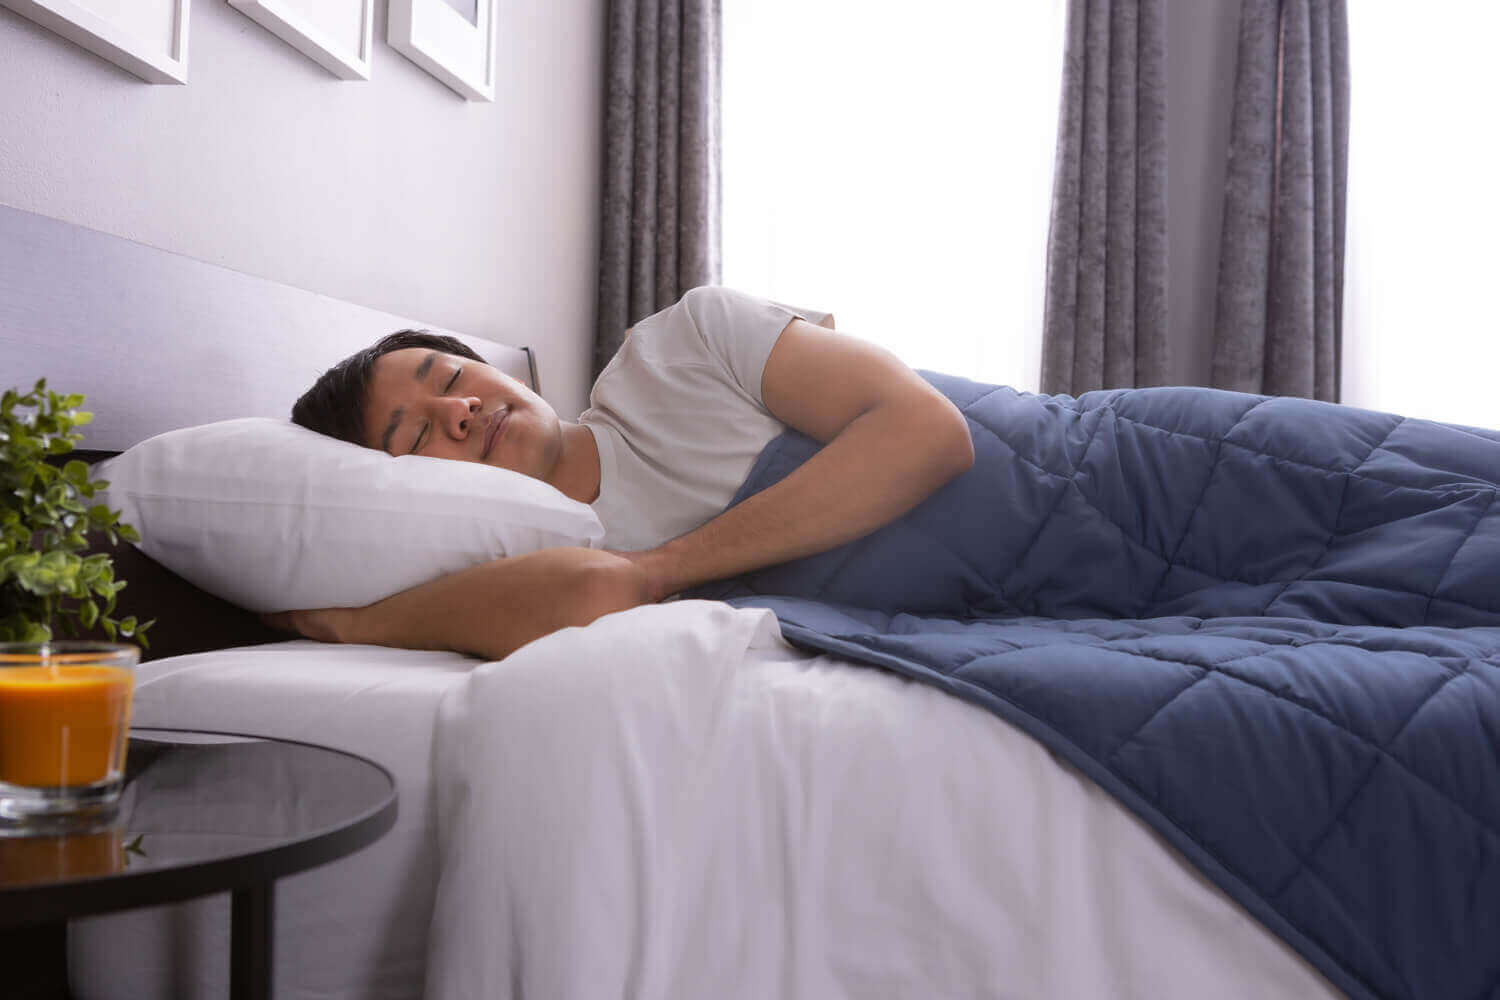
[411,368,462,453]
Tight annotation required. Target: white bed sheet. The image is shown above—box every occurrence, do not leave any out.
[428,600,1345,1000]
[69,640,476,1000]
[66,601,1346,1000]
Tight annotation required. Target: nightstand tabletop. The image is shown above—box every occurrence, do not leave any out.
[0,728,398,926]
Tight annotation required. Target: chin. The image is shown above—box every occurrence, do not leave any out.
[489,418,554,483]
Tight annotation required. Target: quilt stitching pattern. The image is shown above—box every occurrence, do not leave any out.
[1134,440,1230,614]
[1105,408,1470,495]
[958,411,1085,483]
[1421,490,1500,621]
[1136,399,1268,615]
[1267,664,1473,900]
[961,403,1235,575]
[1084,675,1398,1000]
[967,389,1478,501]
[1102,666,1212,757]
[972,398,1500,619]
[1064,639,1500,843]
[1258,446,1360,617]
[980,408,1110,602]
[905,524,1019,609]
[1210,435,1499,499]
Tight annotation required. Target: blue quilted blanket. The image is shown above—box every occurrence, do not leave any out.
[694,375,1500,1000]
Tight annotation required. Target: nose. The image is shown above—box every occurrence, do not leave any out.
[436,396,482,438]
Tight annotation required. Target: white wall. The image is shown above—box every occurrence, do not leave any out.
[0,0,605,418]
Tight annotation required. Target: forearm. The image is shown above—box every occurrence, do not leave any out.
[298,547,649,661]
[630,401,972,599]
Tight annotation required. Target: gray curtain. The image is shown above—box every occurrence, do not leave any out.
[1041,0,1170,396]
[595,0,722,378]
[1211,0,1348,401]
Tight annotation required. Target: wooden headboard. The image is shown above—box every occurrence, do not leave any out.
[0,202,542,658]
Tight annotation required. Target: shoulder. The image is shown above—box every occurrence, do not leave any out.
[676,284,756,312]
[619,286,797,369]
[596,287,802,402]
[677,285,787,330]
[674,285,800,357]
[675,286,802,397]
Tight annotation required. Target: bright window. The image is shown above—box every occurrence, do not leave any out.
[1341,4,1500,429]
[723,1,1067,389]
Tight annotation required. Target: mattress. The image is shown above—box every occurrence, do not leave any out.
[69,604,1344,999]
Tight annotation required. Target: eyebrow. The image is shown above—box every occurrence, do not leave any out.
[380,352,440,453]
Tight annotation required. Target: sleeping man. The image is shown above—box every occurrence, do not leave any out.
[272,286,975,660]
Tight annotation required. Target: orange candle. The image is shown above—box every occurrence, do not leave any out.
[0,664,134,789]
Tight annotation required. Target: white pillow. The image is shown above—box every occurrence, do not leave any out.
[95,418,604,613]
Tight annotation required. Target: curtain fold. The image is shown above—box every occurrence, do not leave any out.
[1211,0,1348,401]
[1041,0,1170,396]
[595,0,723,378]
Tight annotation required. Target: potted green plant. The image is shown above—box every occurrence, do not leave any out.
[0,380,150,644]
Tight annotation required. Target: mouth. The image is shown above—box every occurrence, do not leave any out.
[480,406,511,460]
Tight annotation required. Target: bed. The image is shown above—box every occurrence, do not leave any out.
[3,203,1351,999]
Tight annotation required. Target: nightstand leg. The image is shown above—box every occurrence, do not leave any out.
[2,921,70,999]
[230,882,274,1000]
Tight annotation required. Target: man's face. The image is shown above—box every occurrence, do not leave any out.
[362,348,563,482]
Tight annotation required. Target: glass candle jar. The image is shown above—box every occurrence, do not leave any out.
[0,642,139,836]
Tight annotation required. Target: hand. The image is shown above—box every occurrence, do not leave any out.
[261,606,357,644]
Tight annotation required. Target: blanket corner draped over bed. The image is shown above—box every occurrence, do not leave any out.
[693,373,1500,1000]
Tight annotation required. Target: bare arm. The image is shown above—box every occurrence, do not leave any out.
[622,317,974,600]
[265,547,649,661]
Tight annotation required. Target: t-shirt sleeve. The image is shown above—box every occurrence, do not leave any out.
[678,285,806,404]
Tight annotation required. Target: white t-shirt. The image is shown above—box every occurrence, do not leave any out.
[579,286,821,552]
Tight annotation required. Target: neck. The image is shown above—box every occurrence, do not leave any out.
[547,421,601,504]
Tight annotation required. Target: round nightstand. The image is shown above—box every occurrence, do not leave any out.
[0,729,398,1000]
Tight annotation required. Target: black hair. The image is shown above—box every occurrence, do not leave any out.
[291,329,485,447]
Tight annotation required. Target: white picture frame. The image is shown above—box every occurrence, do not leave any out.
[0,0,190,83]
[388,0,495,103]
[228,0,374,81]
